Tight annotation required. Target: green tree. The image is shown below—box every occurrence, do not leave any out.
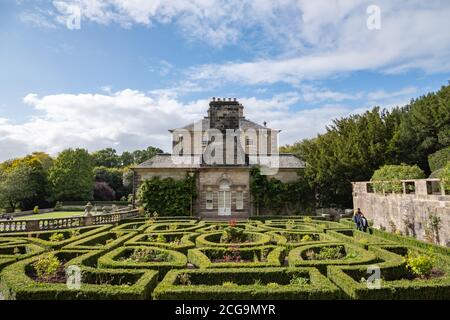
[0,162,38,212]
[132,146,163,164]
[91,148,121,168]
[48,148,94,201]
[392,84,450,172]
[93,166,131,200]
[120,151,134,167]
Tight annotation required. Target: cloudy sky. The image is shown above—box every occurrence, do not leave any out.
[1,0,450,161]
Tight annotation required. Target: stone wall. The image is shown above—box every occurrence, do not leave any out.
[352,179,450,247]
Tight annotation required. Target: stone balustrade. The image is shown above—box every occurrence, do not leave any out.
[0,209,140,234]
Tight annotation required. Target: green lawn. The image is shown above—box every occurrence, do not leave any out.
[15,211,83,220]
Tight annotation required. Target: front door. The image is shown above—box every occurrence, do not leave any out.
[218,190,231,216]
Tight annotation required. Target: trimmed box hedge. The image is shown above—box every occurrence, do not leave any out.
[195,231,272,248]
[145,221,205,233]
[124,232,198,254]
[187,245,285,269]
[288,242,378,274]
[327,245,450,299]
[62,231,137,251]
[267,230,336,247]
[152,267,342,300]
[97,246,187,279]
[0,225,112,249]
[0,250,158,300]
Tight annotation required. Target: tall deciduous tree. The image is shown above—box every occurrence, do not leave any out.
[48,148,94,201]
[0,162,38,212]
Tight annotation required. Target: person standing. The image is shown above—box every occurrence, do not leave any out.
[360,213,369,232]
[353,208,363,231]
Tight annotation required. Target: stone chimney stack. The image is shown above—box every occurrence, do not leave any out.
[207,98,243,131]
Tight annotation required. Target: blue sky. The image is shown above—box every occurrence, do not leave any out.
[1,0,450,161]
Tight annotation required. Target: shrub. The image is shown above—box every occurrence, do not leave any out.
[428,147,450,172]
[33,206,39,214]
[405,251,435,278]
[438,161,450,192]
[152,267,341,300]
[33,253,61,281]
[137,174,196,216]
[371,164,425,193]
[93,182,116,201]
[49,233,65,242]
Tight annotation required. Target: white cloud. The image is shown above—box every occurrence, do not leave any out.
[0,89,380,161]
[19,11,57,29]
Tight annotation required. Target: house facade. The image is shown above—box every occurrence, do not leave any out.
[131,98,305,218]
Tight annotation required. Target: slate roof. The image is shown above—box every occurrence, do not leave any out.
[134,154,201,169]
[170,117,276,132]
[134,153,305,169]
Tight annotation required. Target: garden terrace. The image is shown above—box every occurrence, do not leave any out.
[0,217,449,300]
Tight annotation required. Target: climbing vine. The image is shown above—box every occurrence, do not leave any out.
[250,166,314,215]
[136,173,197,216]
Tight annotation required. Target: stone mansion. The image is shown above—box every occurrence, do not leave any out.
[131,98,305,218]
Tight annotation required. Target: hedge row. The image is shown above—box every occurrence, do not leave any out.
[97,246,187,280]
[187,246,285,269]
[195,231,272,248]
[62,231,136,251]
[288,242,379,274]
[0,250,158,300]
[0,225,112,249]
[327,245,450,299]
[124,232,198,254]
[267,230,336,247]
[152,267,342,300]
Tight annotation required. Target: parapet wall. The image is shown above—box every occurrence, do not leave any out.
[352,179,450,247]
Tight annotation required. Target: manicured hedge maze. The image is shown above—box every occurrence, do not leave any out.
[0,216,449,300]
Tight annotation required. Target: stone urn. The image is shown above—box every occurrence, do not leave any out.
[84,202,93,217]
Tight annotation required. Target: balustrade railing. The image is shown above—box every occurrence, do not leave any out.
[0,209,140,234]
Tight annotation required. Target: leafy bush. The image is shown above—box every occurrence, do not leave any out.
[220,227,247,243]
[49,233,65,242]
[405,251,435,278]
[371,164,426,193]
[93,181,116,201]
[33,253,61,281]
[428,147,450,172]
[33,206,40,214]
[306,246,345,260]
[438,161,450,192]
[137,174,196,216]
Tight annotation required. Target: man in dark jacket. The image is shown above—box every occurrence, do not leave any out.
[353,208,363,231]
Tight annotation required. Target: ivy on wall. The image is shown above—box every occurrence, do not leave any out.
[136,173,197,216]
[250,166,314,215]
